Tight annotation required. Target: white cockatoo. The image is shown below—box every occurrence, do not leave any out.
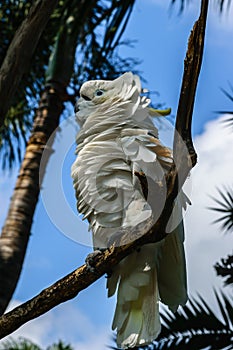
[71,72,188,349]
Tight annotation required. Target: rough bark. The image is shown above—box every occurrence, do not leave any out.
[0,83,66,315]
[173,0,209,178]
[0,0,209,338]
[0,0,58,126]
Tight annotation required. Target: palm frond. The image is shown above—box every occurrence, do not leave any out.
[151,292,233,349]
[0,0,138,169]
[215,254,233,286]
[0,0,64,168]
[215,83,233,128]
[170,0,233,13]
[220,85,233,103]
[209,187,233,234]
[110,292,233,349]
[216,0,232,12]
[103,0,136,52]
[0,338,74,350]
[170,0,191,13]
[70,0,140,88]
[46,340,74,350]
[0,337,41,350]
[221,117,233,129]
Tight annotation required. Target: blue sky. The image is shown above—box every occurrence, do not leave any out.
[1,0,233,348]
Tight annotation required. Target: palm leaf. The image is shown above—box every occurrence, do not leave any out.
[170,0,190,13]
[110,292,233,349]
[209,187,233,233]
[0,337,41,350]
[103,0,136,51]
[217,0,232,12]
[0,338,74,350]
[170,0,232,13]
[0,0,66,168]
[152,292,233,349]
[0,0,138,169]
[215,254,233,286]
[220,85,233,103]
[221,117,233,131]
[215,84,233,129]
[47,340,74,350]
[215,114,233,132]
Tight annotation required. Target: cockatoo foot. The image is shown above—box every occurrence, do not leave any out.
[85,249,106,273]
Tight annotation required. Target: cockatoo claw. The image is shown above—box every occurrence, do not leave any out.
[85,249,105,273]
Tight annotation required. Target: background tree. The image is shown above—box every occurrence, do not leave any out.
[210,187,233,286]
[0,338,73,350]
[171,0,232,12]
[0,0,137,315]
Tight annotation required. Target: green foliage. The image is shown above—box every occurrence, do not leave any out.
[0,0,67,168]
[217,0,232,12]
[170,0,191,13]
[111,292,233,349]
[209,187,233,233]
[215,254,233,286]
[70,0,138,88]
[210,186,233,288]
[0,0,138,169]
[151,292,233,349]
[216,84,233,129]
[47,340,74,350]
[0,337,41,350]
[171,0,233,13]
[0,338,74,350]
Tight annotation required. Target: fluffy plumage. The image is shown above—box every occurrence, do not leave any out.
[71,72,188,349]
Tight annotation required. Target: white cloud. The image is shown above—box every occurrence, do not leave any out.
[2,300,111,349]
[184,114,233,310]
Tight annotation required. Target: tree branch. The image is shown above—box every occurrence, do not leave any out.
[174,0,209,175]
[0,0,58,126]
[0,0,209,339]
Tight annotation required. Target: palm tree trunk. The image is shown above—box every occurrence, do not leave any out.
[0,83,66,315]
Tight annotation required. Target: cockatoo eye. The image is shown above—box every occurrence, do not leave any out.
[95,89,104,97]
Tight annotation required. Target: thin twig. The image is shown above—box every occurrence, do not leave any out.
[0,0,209,339]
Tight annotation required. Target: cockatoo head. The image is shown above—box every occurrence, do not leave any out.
[75,72,141,126]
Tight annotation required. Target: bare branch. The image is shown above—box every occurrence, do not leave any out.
[0,0,58,126]
[174,0,209,175]
[0,0,209,339]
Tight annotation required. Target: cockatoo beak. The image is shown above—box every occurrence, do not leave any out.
[74,102,80,113]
